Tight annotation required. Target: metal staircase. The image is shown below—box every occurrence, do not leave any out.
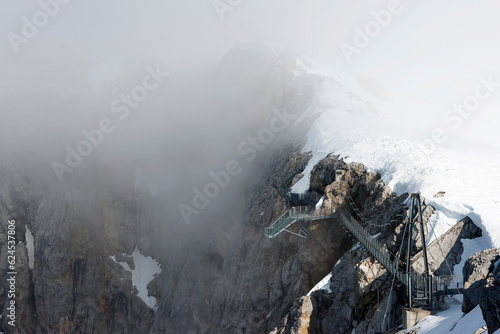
[264,206,334,238]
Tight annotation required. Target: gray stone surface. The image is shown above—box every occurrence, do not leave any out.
[478,256,500,333]
[0,167,156,333]
[270,296,317,334]
[462,248,500,314]
[461,248,500,333]
[412,216,482,276]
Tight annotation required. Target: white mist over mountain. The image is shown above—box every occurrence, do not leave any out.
[2,0,499,242]
[2,0,499,148]
[2,2,500,333]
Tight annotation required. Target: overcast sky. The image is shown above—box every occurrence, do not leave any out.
[1,0,499,147]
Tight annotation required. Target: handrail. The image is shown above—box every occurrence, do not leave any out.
[337,209,407,285]
[265,207,301,238]
[273,208,294,226]
[266,187,461,298]
[264,206,336,238]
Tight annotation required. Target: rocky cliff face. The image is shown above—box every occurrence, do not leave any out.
[0,46,332,333]
[462,248,500,333]
[0,163,158,334]
[0,46,489,334]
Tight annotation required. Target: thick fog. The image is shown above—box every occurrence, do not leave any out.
[1,0,500,231]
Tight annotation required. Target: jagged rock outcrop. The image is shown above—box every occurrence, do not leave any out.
[203,150,354,334]
[270,152,484,333]
[270,296,317,334]
[309,154,345,194]
[412,216,482,276]
[393,204,434,258]
[475,252,500,333]
[462,248,500,334]
[271,156,417,334]
[317,253,402,334]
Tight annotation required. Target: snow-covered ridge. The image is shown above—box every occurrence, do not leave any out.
[291,57,500,333]
[292,61,499,250]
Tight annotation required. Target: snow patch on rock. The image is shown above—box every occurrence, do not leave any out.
[307,272,332,296]
[110,247,161,310]
[25,226,34,270]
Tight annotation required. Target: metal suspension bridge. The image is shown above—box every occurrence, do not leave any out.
[265,167,464,310]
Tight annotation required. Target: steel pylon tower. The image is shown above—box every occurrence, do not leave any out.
[405,193,432,308]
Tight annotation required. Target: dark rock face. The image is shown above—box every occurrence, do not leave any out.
[317,254,402,334]
[1,145,413,334]
[462,248,500,326]
[203,153,354,334]
[0,167,156,334]
[0,164,40,334]
[479,270,500,334]
[309,154,344,194]
[10,240,37,334]
[470,251,500,334]
[0,145,480,333]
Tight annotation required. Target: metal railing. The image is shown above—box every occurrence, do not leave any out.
[264,208,298,238]
[266,185,463,300]
[264,206,336,238]
[432,275,464,297]
[337,210,407,285]
[346,194,369,223]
